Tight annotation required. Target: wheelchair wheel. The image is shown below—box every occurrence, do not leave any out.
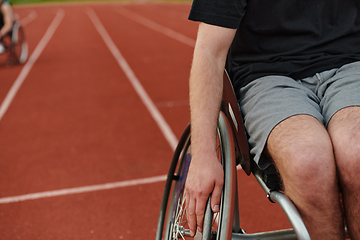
[11,22,28,64]
[156,112,238,240]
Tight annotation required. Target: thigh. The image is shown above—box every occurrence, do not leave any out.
[328,106,360,140]
[239,75,323,169]
[267,114,335,183]
[328,106,360,240]
[327,106,360,183]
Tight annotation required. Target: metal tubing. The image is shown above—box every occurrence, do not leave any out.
[231,229,297,240]
[218,112,238,240]
[269,191,311,240]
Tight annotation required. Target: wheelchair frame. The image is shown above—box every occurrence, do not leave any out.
[1,21,28,66]
[156,71,312,240]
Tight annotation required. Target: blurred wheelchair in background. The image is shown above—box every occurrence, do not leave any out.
[1,20,28,66]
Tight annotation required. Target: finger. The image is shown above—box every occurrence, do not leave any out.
[211,181,223,213]
[185,192,197,237]
[195,195,208,233]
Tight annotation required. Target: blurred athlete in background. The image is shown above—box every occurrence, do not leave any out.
[0,0,15,53]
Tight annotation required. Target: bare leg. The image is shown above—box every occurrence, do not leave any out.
[328,106,360,240]
[267,114,344,240]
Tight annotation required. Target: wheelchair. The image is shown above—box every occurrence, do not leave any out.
[156,70,316,240]
[1,20,28,66]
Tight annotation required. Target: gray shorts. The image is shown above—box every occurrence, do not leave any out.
[238,61,360,169]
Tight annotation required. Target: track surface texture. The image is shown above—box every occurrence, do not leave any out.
[0,2,291,239]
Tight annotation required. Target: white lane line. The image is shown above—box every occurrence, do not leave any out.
[87,8,178,151]
[19,10,37,27]
[115,6,195,47]
[0,9,64,122]
[0,175,167,204]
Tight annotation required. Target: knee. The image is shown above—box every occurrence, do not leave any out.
[267,115,338,204]
[278,137,337,203]
[283,136,335,180]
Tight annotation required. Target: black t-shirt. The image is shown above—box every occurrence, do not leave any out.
[189,0,360,91]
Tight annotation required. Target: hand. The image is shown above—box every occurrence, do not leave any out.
[184,153,224,237]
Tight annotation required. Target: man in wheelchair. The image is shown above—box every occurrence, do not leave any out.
[0,0,15,53]
[185,0,360,239]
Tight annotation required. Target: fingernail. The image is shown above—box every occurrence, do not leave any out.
[213,205,219,212]
[198,227,202,233]
[190,230,194,237]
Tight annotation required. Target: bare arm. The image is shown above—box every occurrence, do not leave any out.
[185,22,236,237]
[0,2,14,39]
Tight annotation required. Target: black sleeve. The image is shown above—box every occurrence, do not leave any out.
[188,0,246,29]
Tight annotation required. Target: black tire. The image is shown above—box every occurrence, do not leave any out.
[156,112,238,240]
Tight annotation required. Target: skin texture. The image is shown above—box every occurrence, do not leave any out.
[267,108,360,239]
[267,114,345,239]
[327,106,360,239]
[185,22,236,237]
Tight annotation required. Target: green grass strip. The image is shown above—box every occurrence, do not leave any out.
[12,0,191,5]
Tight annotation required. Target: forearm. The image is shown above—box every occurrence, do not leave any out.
[189,49,225,160]
[189,23,235,160]
[185,23,236,236]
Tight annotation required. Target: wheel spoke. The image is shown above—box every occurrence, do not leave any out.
[172,189,190,239]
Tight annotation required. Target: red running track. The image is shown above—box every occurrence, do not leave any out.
[0,2,291,239]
